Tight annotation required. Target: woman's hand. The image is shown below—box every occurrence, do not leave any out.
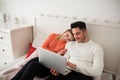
[67,61,76,69]
[50,68,59,76]
[57,49,67,56]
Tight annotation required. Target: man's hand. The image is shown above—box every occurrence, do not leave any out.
[67,61,76,69]
[57,49,67,56]
[50,68,59,76]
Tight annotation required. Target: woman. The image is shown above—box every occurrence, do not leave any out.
[25,29,75,61]
[11,29,75,80]
[42,29,74,54]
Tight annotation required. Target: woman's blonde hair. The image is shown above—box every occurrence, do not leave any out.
[63,29,75,41]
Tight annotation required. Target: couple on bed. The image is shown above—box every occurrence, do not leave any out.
[11,21,104,80]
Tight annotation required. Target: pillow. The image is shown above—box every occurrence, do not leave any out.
[25,43,36,59]
[32,32,47,48]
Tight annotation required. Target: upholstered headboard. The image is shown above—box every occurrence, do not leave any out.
[34,14,120,78]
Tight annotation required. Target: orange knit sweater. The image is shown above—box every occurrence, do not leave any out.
[41,33,66,53]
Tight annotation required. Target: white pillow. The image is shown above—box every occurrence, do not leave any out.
[32,32,47,48]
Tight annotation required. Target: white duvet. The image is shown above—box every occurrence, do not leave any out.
[0,50,38,80]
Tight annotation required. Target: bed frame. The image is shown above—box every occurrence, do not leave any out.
[34,13,120,80]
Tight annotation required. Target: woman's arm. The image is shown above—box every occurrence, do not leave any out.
[41,33,54,51]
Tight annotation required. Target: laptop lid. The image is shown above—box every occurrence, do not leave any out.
[38,47,71,75]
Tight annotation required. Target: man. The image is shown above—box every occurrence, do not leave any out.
[49,21,104,80]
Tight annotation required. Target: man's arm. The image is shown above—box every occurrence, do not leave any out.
[75,46,104,77]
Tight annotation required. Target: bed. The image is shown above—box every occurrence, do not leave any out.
[0,13,120,80]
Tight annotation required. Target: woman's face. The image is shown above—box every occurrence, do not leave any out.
[62,31,74,42]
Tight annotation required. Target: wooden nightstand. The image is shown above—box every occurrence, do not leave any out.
[0,24,33,67]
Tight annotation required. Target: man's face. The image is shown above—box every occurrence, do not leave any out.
[72,27,86,43]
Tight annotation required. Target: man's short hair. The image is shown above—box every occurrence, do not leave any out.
[71,21,86,30]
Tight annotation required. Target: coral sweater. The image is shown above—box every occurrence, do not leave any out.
[25,33,66,62]
[41,33,66,53]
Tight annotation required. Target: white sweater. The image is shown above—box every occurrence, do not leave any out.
[64,39,104,78]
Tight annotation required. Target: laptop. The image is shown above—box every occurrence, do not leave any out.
[37,47,71,75]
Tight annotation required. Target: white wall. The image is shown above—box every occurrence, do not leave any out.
[0,0,120,24]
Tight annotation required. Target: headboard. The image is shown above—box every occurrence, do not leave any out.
[34,14,120,77]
